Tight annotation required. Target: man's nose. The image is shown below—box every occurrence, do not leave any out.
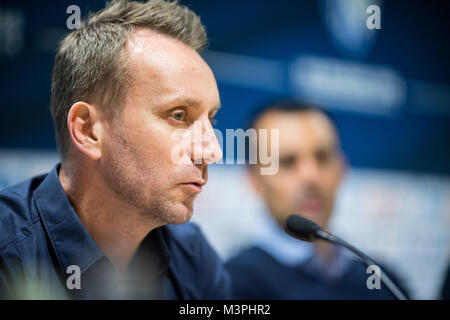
[190,118,223,165]
[296,158,321,185]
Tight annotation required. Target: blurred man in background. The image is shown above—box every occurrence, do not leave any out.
[226,100,408,299]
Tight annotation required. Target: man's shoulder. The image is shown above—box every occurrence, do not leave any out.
[225,246,279,299]
[226,246,275,269]
[0,173,46,248]
[225,246,280,284]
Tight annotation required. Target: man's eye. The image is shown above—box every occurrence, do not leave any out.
[316,150,331,165]
[279,155,296,169]
[171,110,187,121]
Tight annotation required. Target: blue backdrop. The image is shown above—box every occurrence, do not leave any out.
[0,0,449,174]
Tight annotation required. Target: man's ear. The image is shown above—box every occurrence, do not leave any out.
[67,102,103,160]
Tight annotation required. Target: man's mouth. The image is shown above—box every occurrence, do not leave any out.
[297,196,324,215]
[180,178,206,193]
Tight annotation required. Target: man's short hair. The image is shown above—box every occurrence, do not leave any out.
[246,99,336,131]
[50,0,208,159]
[244,98,341,166]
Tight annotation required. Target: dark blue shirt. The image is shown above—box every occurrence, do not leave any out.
[226,246,408,300]
[0,164,231,299]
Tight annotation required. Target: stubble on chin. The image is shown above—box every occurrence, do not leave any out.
[138,194,194,226]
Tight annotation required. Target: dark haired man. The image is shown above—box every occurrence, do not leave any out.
[226,100,408,299]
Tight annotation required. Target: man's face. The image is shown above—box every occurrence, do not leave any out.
[99,29,222,225]
[250,110,344,229]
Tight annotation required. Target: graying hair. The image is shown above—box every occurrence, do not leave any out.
[50,0,208,159]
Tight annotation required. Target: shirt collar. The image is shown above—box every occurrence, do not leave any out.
[33,163,106,276]
[254,211,315,267]
[32,163,173,298]
[254,211,352,280]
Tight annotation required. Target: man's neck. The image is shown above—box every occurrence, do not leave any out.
[59,162,159,273]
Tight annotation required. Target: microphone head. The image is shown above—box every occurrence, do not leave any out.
[285,214,321,242]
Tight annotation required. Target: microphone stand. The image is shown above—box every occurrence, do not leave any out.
[316,229,408,300]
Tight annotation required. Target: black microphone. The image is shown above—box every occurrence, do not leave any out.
[285,214,408,300]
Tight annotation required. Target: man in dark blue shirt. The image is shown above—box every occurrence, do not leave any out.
[0,165,230,299]
[0,0,229,299]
